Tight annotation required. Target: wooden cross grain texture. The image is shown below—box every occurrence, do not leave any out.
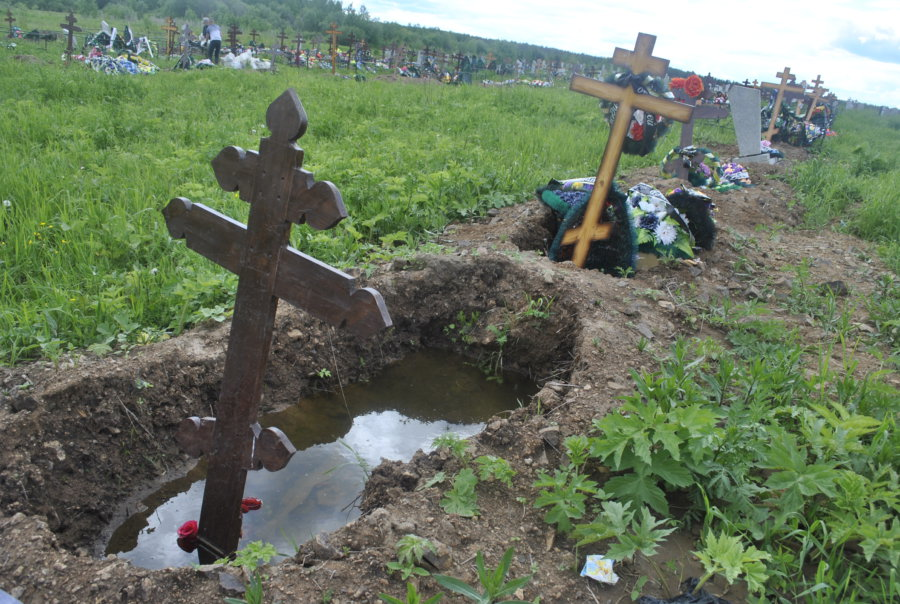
[804,76,828,123]
[162,17,178,55]
[162,89,392,562]
[60,12,81,64]
[227,24,242,51]
[760,67,805,141]
[566,33,693,268]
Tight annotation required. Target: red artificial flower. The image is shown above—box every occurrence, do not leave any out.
[241,497,263,514]
[177,520,199,540]
[685,74,704,98]
[629,121,644,141]
[669,77,686,90]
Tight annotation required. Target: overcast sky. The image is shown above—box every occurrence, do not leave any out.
[359,0,900,108]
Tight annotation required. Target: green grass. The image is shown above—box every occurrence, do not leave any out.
[789,109,900,271]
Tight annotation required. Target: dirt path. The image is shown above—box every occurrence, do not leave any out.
[0,143,895,603]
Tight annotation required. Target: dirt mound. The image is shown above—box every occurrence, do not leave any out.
[0,143,894,603]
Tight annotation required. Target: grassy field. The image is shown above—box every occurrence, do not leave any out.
[0,29,736,364]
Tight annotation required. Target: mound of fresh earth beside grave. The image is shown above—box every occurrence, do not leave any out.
[0,143,895,603]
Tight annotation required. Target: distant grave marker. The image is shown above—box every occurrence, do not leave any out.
[249,29,259,45]
[277,29,287,52]
[666,88,730,178]
[5,9,14,37]
[161,17,178,56]
[760,67,805,141]
[163,89,392,561]
[326,22,341,74]
[226,23,242,53]
[60,11,81,65]
[729,84,769,163]
[565,33,693,268]
[804,75,828,124]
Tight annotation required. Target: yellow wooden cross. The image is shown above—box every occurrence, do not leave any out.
[804,75,828,124]
[564,33,692,268]
[760,67,805,141]
[326,22,342,75]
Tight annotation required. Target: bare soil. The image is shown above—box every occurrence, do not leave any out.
[1,143,895,603]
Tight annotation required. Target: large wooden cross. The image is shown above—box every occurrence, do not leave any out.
[326,22,342,74]
[803,75,828,124]
[227,23,242,52]
[162,17,178,56]
[60,12,81,65]
[565,33,692,268]
[760,67,805,141]
[162,89,392,561]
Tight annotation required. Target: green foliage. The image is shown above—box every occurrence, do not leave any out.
[532,466,598,534]
[441,468,479,517]
[218,541,279,604]
[386,535,435,581]
[693,530,771,594]
[432,432,471,464]
[574,501,674,561]
[380,583,443,604]
[474,455,516,488]
[432,547,534,604]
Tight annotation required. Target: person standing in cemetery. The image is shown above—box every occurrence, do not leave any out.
[203,17,222,64]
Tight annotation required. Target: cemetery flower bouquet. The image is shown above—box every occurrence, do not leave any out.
[626,183,695,258]
[669,75,704,98]
[603,71,675,156]
[660,146,723,188]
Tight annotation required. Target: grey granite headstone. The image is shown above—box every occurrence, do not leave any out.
[729,85,770,163]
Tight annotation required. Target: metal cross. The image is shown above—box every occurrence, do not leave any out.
[760,67,805,141]
[162,89,392,561]
[565,33,693,268]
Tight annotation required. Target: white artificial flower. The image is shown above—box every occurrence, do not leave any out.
[655,221,677,246]
[2,200,10,208]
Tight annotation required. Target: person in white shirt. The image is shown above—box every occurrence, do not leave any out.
[203,17,222,64]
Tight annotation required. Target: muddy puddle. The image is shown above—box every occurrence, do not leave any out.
[103,349,537,569]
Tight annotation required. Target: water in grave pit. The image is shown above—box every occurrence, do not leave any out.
[105,350,537,569]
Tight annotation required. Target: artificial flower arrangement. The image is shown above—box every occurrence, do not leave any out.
[602,71,676,156]
[660,146,723,188]
[669,74,704,99]
[626,183,695,258]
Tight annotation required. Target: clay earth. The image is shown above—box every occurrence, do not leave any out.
[1,142,896,603]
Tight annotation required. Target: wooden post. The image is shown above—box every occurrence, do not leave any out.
[162,17,178,56]
[227,23,242,53]
[804,75,828,124]
[162,89,392,561]
[760,67,805,141]
[565,33,693,268]
[60,12,81,65]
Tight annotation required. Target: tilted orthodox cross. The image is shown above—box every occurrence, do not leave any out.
[162,17,178,56]
[326,22,342,74]
[277,29,287,51]
[804,75,828,123]
[227,24,242,52]
[760,67,805,141]
[60,12,81,64]
[163,89,392,561]
[565,33,693,268]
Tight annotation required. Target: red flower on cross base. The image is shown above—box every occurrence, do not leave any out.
[684,74,704,98]
[669,77,686,91]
